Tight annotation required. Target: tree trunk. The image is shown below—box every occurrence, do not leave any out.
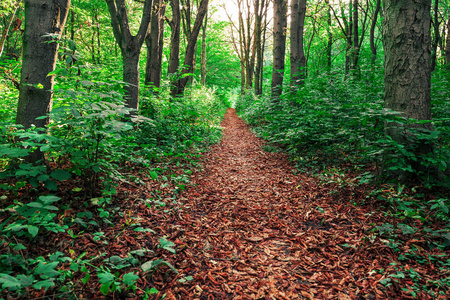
[17,0,71,130]
[383,0,432,178]
[16,0,71,163]
[200,9,208,85]
[271,0,287,98]
[370,0,381,64]
[122,47,140,111]
[106,0,152,112]
[446,13,450,65]
[254,0,263,95]
[290,0,306,87]
[326,0,332,70]
[145,0,166,88]
[431,0,439,71]
[352,0,359,69]
[168,0,181,80]
[175,0,209,95]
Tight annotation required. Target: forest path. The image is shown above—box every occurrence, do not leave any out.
[164,109,387,299]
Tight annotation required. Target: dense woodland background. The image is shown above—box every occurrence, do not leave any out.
[0,0,449,298]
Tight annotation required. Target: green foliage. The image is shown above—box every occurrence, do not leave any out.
[4,195,67,238]
[136,83,226,162]
[236,67,449,187]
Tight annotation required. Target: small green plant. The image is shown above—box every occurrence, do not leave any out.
[4,195,67,238]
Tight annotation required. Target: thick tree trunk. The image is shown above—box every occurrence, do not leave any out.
[271,0,287,98]
[370,0,381,64]
[17,0,71,130]
[175,0,209,95]
[383,0,433,178]
[290,0,306,87]
[16,0,71,163]
[122,48,140,111]
[145,0,166,88]
[106,0,152,112]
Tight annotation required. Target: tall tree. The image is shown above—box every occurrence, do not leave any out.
[331,0,368,72]
[200,8,208,85]
[290,0,307,87]
[431,0,440,71]
[167,0,181,92]
[272,0,287,97]
[325,0,332,69]
[16,0,70,128]
[383,0,432,178]
[446,12,450,66]
[369,0,381,64]
[106,0,152,112]
[254,0,269,95]
[226,0,256,93]
[145,0,166,88]
[16,0,71,162]
[174,0,209,95]
[271,0,287,97]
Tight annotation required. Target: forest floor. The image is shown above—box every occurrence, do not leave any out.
[3,109,449,299]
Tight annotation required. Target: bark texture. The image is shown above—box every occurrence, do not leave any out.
[383,0,433,177]
[271,0,287,97]
[290,0,306,87]
[16,0,71,130]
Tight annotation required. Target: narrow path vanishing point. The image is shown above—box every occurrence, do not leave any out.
[167,109,387,299]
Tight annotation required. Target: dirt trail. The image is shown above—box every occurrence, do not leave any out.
[162,108,388,299]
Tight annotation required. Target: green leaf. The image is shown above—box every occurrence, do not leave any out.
[133,227,155,233]
[100,282,112,295]
[98,272,115,284]
[149,171,158,180]
[29,177,40,187]
[27,202,44,209]
[39,195,60,205]
[35,261,60,278]
[141,259,178,274]
[82,272,90,284]
[33,279,55,290]
[28,226,39,237]
[148,287,159,294]
[178,276,193,283]
[50,170,72,181]
[44,180,58,191]
[13,243,27,251]
[122,273,139,286]
[0,273,21,289]
[159,237,176,254]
